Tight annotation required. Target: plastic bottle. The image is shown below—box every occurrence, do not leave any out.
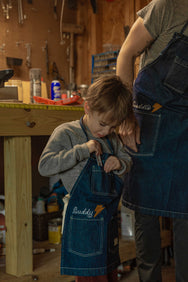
[121,205,135,240]
[35,197,45,214]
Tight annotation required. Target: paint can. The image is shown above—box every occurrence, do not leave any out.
[48,218,62,244]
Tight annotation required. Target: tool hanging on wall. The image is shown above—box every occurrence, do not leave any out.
[1,0,12,19]
[59,0,84,88]
[51,62,65,83]
[90,0,96,13]
[18,0,24,24]
[60,0,65,44]
[53,0,57,20]
[25,43,32,68]
[44,41,49,75]
[61,24,84,89]
[6,57,22,67]
[0,44,5,53]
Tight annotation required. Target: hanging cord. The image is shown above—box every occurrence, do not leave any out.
[60,0,66,44]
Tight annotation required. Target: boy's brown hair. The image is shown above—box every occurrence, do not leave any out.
[85,75,133,125]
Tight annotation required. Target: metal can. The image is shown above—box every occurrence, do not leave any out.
[51,80,61,101]
[48,218,62,244]
[29,68,41,103]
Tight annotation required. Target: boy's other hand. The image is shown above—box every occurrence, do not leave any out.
[104,156,121,173]
[119,116,141,152]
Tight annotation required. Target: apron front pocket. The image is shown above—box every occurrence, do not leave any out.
[125,110,161,157]
[68,216,104,257]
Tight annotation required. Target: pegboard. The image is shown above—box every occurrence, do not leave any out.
[0,0,77,96]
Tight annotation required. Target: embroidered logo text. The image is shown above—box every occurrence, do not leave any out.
[72,207,94,218]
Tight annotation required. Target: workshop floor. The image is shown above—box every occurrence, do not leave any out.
[0,242,175,282]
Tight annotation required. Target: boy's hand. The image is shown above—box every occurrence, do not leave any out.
[86,140,102,155]
[104,156,121,173]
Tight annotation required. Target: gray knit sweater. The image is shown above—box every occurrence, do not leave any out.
[38,119,132,193]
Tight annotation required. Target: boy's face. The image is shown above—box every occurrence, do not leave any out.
[86,110,118,138]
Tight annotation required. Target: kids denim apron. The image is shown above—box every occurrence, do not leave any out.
[60,118,123,276]
[123,21,188,218]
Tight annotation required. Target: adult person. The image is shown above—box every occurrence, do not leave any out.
[116,0,188,281]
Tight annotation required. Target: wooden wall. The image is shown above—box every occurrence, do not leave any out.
[75,0,150,85]
[0,0,77,95]
[0,0,150,92]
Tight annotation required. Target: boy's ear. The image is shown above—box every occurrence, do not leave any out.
[84,101,90,114]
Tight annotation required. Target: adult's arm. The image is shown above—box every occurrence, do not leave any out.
[116,17,154,151]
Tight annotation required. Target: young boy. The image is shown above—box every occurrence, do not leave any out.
[38,75,133,282]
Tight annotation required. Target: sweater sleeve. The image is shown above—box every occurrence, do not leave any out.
[38,123,90,177]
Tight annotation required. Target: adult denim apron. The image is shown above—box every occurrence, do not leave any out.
[60,118,123,276]
[123,21,188,219]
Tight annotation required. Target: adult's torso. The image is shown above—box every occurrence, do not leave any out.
[138,0,188,69]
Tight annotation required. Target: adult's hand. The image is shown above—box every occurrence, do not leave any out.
[119,116,141,152]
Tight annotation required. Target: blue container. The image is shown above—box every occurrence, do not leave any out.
[51,80,61,101]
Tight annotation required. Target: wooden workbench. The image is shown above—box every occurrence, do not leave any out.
[0,102,172,277]
[0,103,84,276]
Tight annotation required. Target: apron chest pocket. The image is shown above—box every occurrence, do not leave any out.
[164,55,188,96]
[91,166,117,196]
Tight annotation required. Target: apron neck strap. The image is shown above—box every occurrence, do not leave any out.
[79,116,114,154]
[180,21,188,34]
